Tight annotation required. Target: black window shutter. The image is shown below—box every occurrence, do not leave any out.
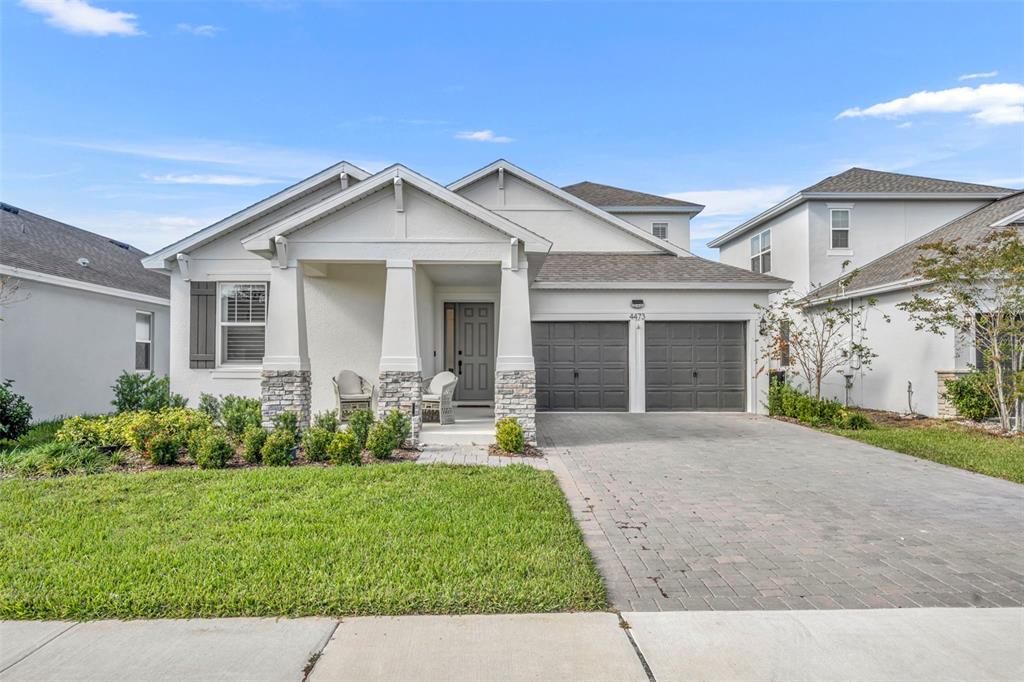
[190,282,217,368]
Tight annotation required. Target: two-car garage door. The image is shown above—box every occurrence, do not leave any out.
[533,321,745,412]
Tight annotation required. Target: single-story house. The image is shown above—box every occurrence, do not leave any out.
[142,160,790,444]
[0,204,171,420]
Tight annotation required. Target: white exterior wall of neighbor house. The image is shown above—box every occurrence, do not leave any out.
[0,278,169,420]
[720,203,811,291]
[611,211,691,250]
[530,288,772,414]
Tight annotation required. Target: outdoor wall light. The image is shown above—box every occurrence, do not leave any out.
[631,299,644,309]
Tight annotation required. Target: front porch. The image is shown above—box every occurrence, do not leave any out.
[420,406,497,446]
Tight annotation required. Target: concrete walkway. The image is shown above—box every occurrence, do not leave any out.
[2,609,1022,681]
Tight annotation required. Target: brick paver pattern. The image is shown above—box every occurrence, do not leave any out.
[540,413,1024,612]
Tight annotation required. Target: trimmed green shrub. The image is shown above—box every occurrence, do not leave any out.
[220,395,262,442]
[111,372,186,413]
[312,411,339,433]
[768,381,870,430]
[195,431,233,469]
[945,372,998,422]
[242,425,267,464]
[147,431,180,465]
[301,427,334,462]
[327,429,362,466]
[381,409,411,447]
[495,416,525,454]
[198,393,221,422]
[365,421,397,459]
[0,379,32,441]
[272,411,299,444]
[347,409,375,450]
[261,429,293,466]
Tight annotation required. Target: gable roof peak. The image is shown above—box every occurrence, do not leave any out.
[802,167,1013,195]
[561,180,703,210]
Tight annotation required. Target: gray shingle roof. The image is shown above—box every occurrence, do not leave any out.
[562,181,703,209]
[535,252,790,286]
[0,204,169,299]
[810,191,1024,300]
[802,168,1012,194]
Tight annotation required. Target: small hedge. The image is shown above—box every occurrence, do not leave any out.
[364,409,411,459]
[261,429,294,467]
[327,430,361,466]
[242,425,267,464]
[495,417,524,454]
[347,409,375,450]
[945,372,998,422]
[195,431,233,469]
[0,380,32,441]
[768,380,871,430]
[301,427,333,463]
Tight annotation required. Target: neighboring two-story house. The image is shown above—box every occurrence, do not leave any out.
[707,168,1018,416]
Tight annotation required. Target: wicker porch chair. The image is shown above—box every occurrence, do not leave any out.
[332,370,373,420]
[421,371,458,425]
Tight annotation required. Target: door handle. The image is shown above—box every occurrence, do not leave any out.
[458,360,463,375]
[693,370,698,378]
[573,369,579,383]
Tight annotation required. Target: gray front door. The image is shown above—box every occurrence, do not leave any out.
[451,303,494,402]
[533,322,629,411]
[645,321,746,411]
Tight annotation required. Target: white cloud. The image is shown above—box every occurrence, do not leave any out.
[896,121,913,129]
[455,129,513,143]
[837,83,1024,126]
[959,71,999,81]
[667,185,793,217]
[20,0,141,36]
[143,173,280,186]
[177,23,221,37]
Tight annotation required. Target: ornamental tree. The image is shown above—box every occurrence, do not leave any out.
[897,227,1024,433]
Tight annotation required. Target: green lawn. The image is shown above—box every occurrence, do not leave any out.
[0,464,605,620]
[832,422,1024,484]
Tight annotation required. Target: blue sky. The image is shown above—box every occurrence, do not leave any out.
[2,1,1022,258]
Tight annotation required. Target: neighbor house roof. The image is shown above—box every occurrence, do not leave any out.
[808,191,1024,302]
[533,252,791,290]
[706,168,1014,248]
[561,181,704,211]
[0,203,170,300]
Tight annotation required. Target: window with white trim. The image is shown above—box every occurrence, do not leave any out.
[750,228,771,273]
[135,311,152,371]
[831,208,851,249]
[219,283,267,365]
[652,222,668,239]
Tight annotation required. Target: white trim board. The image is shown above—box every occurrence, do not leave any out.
[0,264,170,306]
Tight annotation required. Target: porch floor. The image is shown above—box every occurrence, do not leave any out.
[419,407,495,446]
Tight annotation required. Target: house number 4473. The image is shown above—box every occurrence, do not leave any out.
[629,312,646,320]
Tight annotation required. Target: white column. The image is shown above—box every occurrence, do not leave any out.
[262,265,309,371]
[496,264,535,371]
[629,316,646,413]
[379,259,421,372]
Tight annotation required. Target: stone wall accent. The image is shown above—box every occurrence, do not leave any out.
[936,369,972,420]
[260,370,311,429]
[495,369,537,445]
[377,370,422,446]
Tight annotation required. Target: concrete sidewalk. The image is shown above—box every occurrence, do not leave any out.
[2,608,1022,681]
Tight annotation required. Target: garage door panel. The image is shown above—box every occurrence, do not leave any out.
[550,391,576,410]
[719,391,746,410]
[551,367,575,385]
[670,346,694,363]
[694,347,720,363]
[576,345,602,363]
[551,345,576,363]
[719,346,744,363]
[534,322,628,412]
[603,368,627,386]
[577,368,602,386]
[646,321,746,412]
[602,344,628,363]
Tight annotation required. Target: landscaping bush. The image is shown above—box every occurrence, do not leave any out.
[0,441,119,477]
[327,429,362,466]
[364,409,411,460]
[0,380,32,441]
[147,431,180,466]
[347,409,375,450]
[495,416,525,454]
[382,409,411,447]
[242,425,267,464]
[261,429,294,466]
[111,372,186,413]
[221,395,262,442]
[841,411,873,430]
[198,393,221,422]
[312,411,339,433]
[0,419,62,452]
[272,410,299,440]
[195,431,234,469]
[301,426,334,462]
[945,372,998,422]
[768,380,870,430]
[59,409,213,458]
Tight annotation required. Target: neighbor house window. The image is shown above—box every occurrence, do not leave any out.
[219,283,267,365]
[652,222,668,239]
[135,311,152,371]
[831,208,851,249]
[750,228,771,273]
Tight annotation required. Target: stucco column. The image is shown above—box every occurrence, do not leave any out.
[494,262,537,444]
[261,265,311,428]
[378,259,422,445]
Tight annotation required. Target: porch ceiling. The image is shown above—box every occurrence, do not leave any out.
[419,263,499,287]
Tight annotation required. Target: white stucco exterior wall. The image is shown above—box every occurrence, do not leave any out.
[719,204,810,291]
[0,278,169,420]
[611,211,691,251]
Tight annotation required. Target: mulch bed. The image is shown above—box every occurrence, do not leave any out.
[487,443,544,458]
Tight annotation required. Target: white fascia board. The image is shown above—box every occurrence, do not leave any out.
[991,206,1024,227]
[142,160,371,270]
[804,276,924,306]
[599,204,704,215]
[706,190,1011,249]
[531,280,792,291]
[0,264,171,306]
[448,159,691,256]
[240,164,553,254]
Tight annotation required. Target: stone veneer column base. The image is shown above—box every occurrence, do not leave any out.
[260,370,311,430]
[936,369,971,420]
[495,369,537,445]
[377,371,422,447]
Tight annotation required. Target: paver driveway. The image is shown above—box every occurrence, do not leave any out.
[540,413,1024,612]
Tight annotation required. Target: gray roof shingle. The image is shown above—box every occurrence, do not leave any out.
[535,252,790,286]
[0,204,169,299]
[810,191,1024,300]
[562,181,703,209]
[802,168,1012,194]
